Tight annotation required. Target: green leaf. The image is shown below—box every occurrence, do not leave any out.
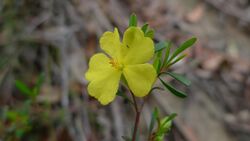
[167,54,186,67]
[153,57,161,74]
[160,113,177,129]
[159,78,187,98]
[149,107,159,134]
[141,23,149,34]
[169,37,196,62]
[15,80,33,97]
[155,135,164,141]
[6,111,18,121]
[129,13,137,27]
[155,41,168,52]
[153,50,163,74]
[155,113,177,140]
[155,125,171,140]
[145,29,154,38]
[163,72,191,86]
[162,42,171,67]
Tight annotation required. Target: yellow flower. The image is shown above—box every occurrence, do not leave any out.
[85,27,157,105]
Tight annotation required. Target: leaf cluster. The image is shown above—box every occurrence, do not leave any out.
[15,73,45,99]
[154,38,196,98]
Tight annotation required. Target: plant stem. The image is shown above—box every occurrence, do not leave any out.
[132,110,140,141]
[131,92,145,141]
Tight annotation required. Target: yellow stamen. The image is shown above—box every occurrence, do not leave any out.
[109,59,123,70]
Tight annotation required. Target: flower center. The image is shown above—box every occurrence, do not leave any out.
[109,59,123,70]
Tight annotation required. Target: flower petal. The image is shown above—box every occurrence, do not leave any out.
[100,28,121,58]
[85,53,122,105]
[122,27,154,65]
[123,64,156,97]
[87,69,121,105]
[85,53,111,81]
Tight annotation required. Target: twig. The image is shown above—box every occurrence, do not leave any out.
[131,93,140,141]
[130,91,146,141]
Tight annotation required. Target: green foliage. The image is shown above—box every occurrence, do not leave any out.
[162,42,171,67]
[141,23,149,34]
[153,51,163,74]
[147,107,176,141]
[168,37,197,63]
[1,99,61,140]
[154,113,176,141]
[3,73,46,139]
[152,37,196,98]
[166,54,187,68]
[15,80,33,97]
[162,72,191,86]
[159,78,187,98]
[139,21,154,38]
[129,13,137,27]
[127,11,156,39]
[4,108,31,138]
[148,108,159,135]
[145,29,154,38]
[155,41,169,52]
[153,37,196,70]
[15,72,45,99]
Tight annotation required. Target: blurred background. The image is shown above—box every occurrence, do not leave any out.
[0,0,250,141]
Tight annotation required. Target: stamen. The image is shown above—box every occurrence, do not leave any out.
[109,59,123,70]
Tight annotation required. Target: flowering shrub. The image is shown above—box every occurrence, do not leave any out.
[85,14,196,141]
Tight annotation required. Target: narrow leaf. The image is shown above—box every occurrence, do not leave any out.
[156,113,177,137]
[163,72,191,86]
[162,42,171,67]
[15,80,33,96]
[145,29,154,38]
[154,50,163,74]
[167,54,186,67]
[156,49,163,58]
[169,37,196,62]
[129,13,137,27]
[155,41,168,52]
[149,107,159,134]
[154,58,161,74]
[159,78,187,98]
[141,23,149,34]
[160,113,177,129]
[154,113,177,140]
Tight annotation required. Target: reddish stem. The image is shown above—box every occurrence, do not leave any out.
[131,93,145,141]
